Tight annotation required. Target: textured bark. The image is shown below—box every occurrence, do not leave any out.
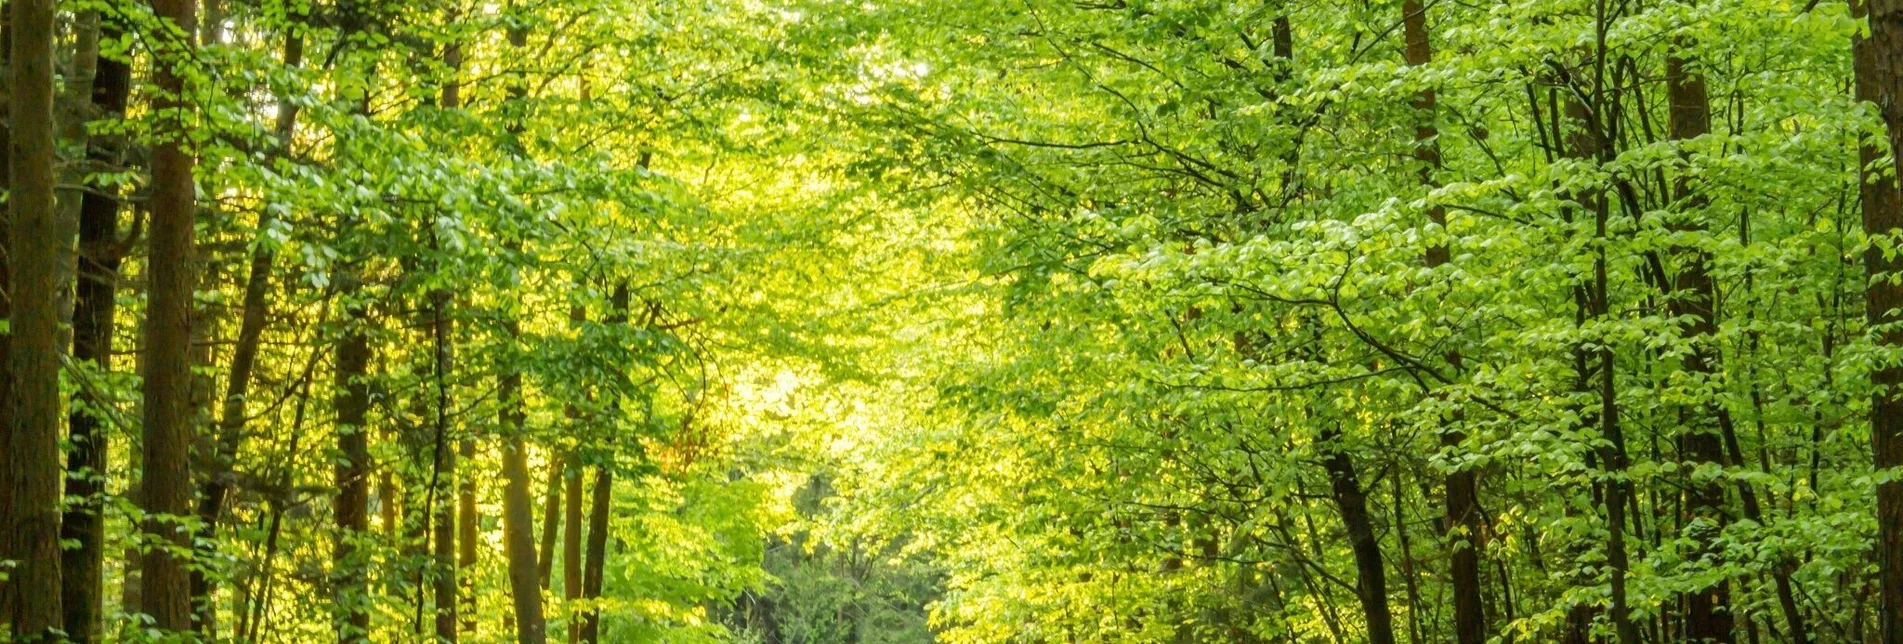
[61,10,132,641]
[433,35,463,644]
[1855,2,1903,641]
[1319,425,1395,644]
[142,0,201,632]
[6,0,66,638]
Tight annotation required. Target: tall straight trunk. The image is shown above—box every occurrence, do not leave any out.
[61,10,132,641]
[5,0,65,637]
[431,283,457,641]
[563,453,583,643]
[435,36,465,643]
[1318,425,1395,644]
[142,0,200,632]
[458,435,478,633]
[333,294,373,643]
[1398,3,1486,641]
[0,2,14,624]
[499,13,548,642]
[1855,2,1903,642]
[1665,44,1735,644]
[539,456,562,590]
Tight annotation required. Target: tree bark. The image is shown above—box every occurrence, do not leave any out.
[61,9,133,641]
[5,0,66,638]
[563,453,583,642]
[141,0,200,633]
[1319,424,1395,644]
[1665,43,1736,644]
[1855,2,1903,642]
[333,294,373,643]
[580,284,625,644]
[540,455,562,590]
[501,359,548,644]
[1398,3,1487,641]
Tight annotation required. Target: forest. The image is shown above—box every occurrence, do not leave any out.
[4,0,1903,642]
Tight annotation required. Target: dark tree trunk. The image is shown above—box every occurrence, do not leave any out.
[1399,3,1486,641]
[1319,425,1395,644]
[142,0,200,633]
[60,10,132,641]
[333,297,373,643]
[563,453,583,643]
[580,463,612,644]
[1855,2,1903,642]
[580,283,625,644]
[432,36,463,644]
[6,0,66,638]
[1665,44,1736,644]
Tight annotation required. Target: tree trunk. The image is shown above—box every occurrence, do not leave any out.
[580,463,612,644]
[580,284,625,644]
[333,295,373,643]
[1398,3,1487,641]
[540,455,562,590]
[1855,2,1903,642]
[432,35,463,644]
[6,0,66,637]
[502,361,548,644]
[1319,424,1395,644]
[1665,43,1736,644]
[564,453,583,643]
[60,9,132,641]
[141,0,200,633]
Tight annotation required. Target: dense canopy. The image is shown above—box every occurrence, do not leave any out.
[5,0,1903,642]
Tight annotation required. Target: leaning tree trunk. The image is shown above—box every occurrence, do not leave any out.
[1319,424,1396,644]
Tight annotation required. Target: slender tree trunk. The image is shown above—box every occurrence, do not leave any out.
[580,463,612,644]
[1855,2,1903,642]
[563,453,583,643]
[539,456,562,590]
[1319,424,1395,644]
[434,34,465,644]
[142,0,200,633]
[1399,2,1487,641]
[5,0,66,638]
[458,434,479,634]
[333,293,373,643]
[60,8,130,643]
[580,284,625,644]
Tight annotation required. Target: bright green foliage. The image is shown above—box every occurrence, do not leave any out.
[10,0,1903,641]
